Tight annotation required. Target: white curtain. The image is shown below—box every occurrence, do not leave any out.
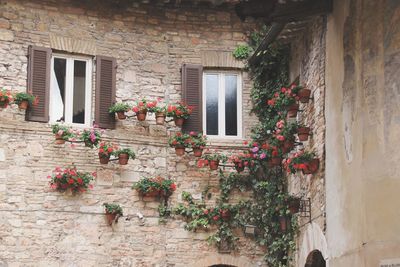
[50,69,64,122]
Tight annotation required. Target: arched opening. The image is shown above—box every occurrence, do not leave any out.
[305,250,326,267]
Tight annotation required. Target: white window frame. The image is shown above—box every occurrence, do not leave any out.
[50,54,93,128]
[202,71,243,139]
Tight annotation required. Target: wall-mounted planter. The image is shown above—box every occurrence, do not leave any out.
[209,160,220,170]
[302,158,320,174]
[282,140,294,153]
[54,134,65,144]
[297,127,310,141]
[298,88,311,103]
[136,111,147,121]
[118,153,129,165]
[286,103,299,118]
[174,117,184,127]
[174,146,185,156]
[18,100,29,110]
[99,154,110,164]
[193,147,203,157]
[116,111,126,120]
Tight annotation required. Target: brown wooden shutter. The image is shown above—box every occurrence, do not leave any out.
[182,64,203,133]
[95,56,116,129]
[26,46,51,122]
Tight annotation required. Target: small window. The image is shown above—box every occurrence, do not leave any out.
[50,54,92,126]
[203,71,242,138]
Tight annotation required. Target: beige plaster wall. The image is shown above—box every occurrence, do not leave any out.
[325,0,400,266]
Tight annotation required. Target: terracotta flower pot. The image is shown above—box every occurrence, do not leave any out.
[288,198,301,214]
[193,148,203,157]
[99,154,110,164]
[156,113,166,125]
[174,117,185,127]
[143,190,160,197]
[117,111,126,120]
[234,162,245,173]
[298,88,311,103]
[136,111,147,121]
[302,158,320,174]
[118,153,129,165]
[209,160,220,170]
[297,127,311,141]
[106,213,117,225]
[54,133,65,144]
[278,216,290,232]
[269,157,282,166]
[175,146,186,156]
[18,100,29,110]
[282,140,294,153]
[286,103,299,118]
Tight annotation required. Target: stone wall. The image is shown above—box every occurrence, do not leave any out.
[0,1,265,266]
[287,16,328,266]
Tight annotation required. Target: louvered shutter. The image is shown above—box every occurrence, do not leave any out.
[182,64,203,133]
[26,46,51,122]
[95,56,116,129]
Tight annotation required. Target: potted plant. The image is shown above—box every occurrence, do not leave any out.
[166,102,193,126]
[79,128,102,148]
[132,98,151,121]
[0,89,13,108]
[296,86,311,103]
[147,98,167,125]
[98,142,117,164]
[13,92,38,110]
[189,131,207,157]
[230,153,253,173]
[48,166,95,194]
[297,126,311,141]
[199,153,228,170]
[132,176,176,197]
[109,102,131,120]
[274,120,297,153]
[113,148,136,165]
[283,150,319,174]
[51,124,75,144]
[103,203,123,225]
[168,132,191,156]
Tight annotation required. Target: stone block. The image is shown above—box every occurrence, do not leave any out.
[0,29,14,41]
[96,169,114,186]
[0,148,5,161]
[120,171,140,182]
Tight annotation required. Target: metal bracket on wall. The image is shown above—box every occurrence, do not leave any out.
[299,198,311,224]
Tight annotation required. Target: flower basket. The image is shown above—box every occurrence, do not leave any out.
[117,111,126,120]
[175,146,186,156]
[193,147,203,157]
[18,100,29,110]
[209,160,220,170]
[174,117,184,127]
[302,158,319,174]
[297,127,310,141]
[54,133,65,144]
[286,103,299,118]
[136,110,147,121]
[298,88,311,103]
[155,112,166,125]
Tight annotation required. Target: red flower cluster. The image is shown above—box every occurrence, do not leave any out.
[48,166,95,193]
[98,142,118,158]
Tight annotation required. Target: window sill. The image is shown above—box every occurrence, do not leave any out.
[207,138,246,149]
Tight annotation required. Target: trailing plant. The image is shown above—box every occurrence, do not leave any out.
[166,102,193,119]
[132,176,177,197]
[79,128,102,148]
[103,203,123,216]
[13,92,38,106]
[48,166,95,193]
[108,102,131,113]
[51,124,75,141]
[233,44,253,60]
[283,150,316,174]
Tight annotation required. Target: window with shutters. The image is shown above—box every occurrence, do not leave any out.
[50,54,93,127]
[202,71,242,139]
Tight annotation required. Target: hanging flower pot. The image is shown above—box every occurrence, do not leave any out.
[54,133,65,145]
[136,111,147,121]
[286,103,299,118]
[174,117,185,127]
[269,157,282,167]
[282,140,294,153]
[18,100,29,110]
[143,190,161,197]
[98,153,110,164]
[278,215,290,232]
[302,158,320,174]
[234,162,245,173]
[193,147,203,157]
[103,203,123,226]
[298,88,311,103]
[118,153,129,165]
[155,112,166,125]
[105,213,117,225]
[288,198,301,214]
[209,160,220,170]
[117,111,126,120]
[175,146,186,156]
[297,127,311,141]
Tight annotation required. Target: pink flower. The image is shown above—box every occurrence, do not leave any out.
[132,107,139,113]
[251,147,259,153]
[276,135,285,141]
[260,153,266,160]
[57,130,64,135]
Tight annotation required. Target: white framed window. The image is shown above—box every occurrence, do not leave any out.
[50,54,93,127]
[202,71,242,139]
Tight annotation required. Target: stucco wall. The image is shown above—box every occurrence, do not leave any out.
[325,0,400,266]
[0,1,265,266]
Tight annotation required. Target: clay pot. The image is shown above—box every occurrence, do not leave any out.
[136,111,147,121]
[209,160,220,170]
[118,153,129,165]
[286,103,299,118]
[297,127,311,141]
[298,88,311,103]
[302,158,320,174]
[117,111,126,120]
[54,133,65,145]
[269,157,282,167]
[175,146,186,156]
[278,216,290,232]
[18,100,29,110]
[174,117,185,127]
[282,140,294,153]
[288,198,301,214]
[106,213,117,225]
[143,190,160,197]
[193,148,203,157]
[99,154,110,164]
[234,162,245,173]
[155,112,166,125]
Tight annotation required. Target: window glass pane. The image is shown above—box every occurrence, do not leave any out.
[52,58,66,122]
[73,60,86,124]
[225,75,238,136]
[205,74,219,135]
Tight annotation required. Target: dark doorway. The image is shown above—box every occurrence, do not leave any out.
[305,250,326,267]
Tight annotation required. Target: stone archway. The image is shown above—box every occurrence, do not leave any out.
[192,254,257,267]
[298,222,329,267]
[305,250,326,267]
